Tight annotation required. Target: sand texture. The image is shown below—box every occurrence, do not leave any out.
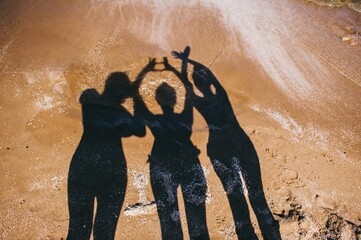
[0,0,360,239]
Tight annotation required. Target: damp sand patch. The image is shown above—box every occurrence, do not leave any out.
[306,0,361,12]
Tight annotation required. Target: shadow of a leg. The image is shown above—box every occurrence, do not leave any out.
[67,188,94,240]
[212,159,258,240]
[151,164,183,240]
[182,164,210,240]
[240,148,281,240]
[93,179,126,240]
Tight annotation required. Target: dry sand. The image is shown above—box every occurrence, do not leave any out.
[0,0,360,239]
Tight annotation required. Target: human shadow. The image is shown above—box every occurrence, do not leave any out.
[67,72,146,240]
[172,47,281,240]
[133,59,210,240]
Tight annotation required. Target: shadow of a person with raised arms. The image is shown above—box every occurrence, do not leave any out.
[133,58,210,240]
[172,47,281,240]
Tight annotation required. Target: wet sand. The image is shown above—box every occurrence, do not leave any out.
[0,0,360,239]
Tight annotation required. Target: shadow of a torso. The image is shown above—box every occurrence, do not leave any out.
[148,112,200,169]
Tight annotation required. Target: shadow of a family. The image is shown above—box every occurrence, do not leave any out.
[67,47,281,240]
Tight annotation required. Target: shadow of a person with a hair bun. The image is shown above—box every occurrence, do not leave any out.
[67,71,146,240]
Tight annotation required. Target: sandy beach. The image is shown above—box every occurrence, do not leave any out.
[0,0,360,239]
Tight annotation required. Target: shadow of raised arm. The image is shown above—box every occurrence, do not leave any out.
[132,59,157,121]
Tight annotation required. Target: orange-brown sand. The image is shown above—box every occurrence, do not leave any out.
[0,0,360,239]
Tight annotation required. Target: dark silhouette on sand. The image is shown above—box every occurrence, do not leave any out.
[172,47,281,240]
[133,58,210,240]
[67,72,146,240]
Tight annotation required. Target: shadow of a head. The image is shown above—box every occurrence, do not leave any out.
[155,82,177,112]
[103,72,132,103]
[79,88,100,105]
[192,66,213,95]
